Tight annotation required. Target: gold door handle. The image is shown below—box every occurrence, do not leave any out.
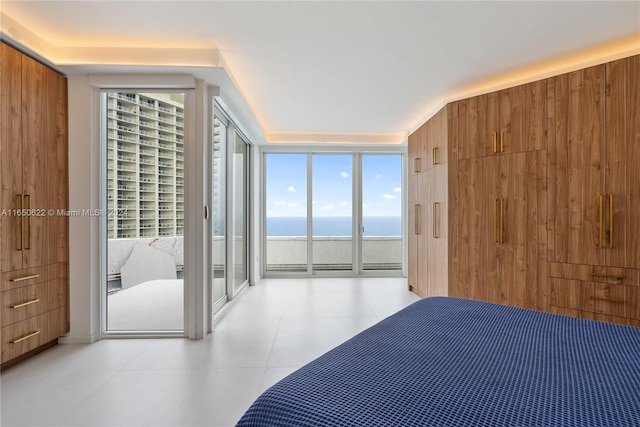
[609,194,614,249]
[414,157,421,173]
[17,194,24,251]
[11,299,40,309]
[599,195,604,249]
[492,133,498,153]
[25,194,31,250]
[432,202,440,238]
[432,147,439,165]
[415,204,421,235]
[10,330,40,344]
[500,131,505,153]
[500,198,505,243]
[10,274,40,282]
[494,199,499,243]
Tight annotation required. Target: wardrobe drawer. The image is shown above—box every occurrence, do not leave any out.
[0,308,67,364]
[1,282,49,326]
[0,265,48,291]
[549,263,639,287]
[550,278,635,320]
[1,316,43,363]
[583,282,628,318]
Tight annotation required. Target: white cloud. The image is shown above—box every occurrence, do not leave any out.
[394,187,402,193]
[340,172,349,178]
[383,194,395,200]
[275,201,286,206]
[376,173,383,179]
[323,204,335,210]
[287,186,296,193]
[362,204,369,209]
[287,203,299,208]
[336,200,348,207]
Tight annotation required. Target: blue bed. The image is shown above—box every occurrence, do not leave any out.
[237,297,640,427]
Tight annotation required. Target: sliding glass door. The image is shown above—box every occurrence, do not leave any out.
[262,152,403,276]
[264,154,308,272]
[361,154,402,271]
[231,131,250,295]
[312,154,353,271]
[211,115,227,313]
[210,109,251,315]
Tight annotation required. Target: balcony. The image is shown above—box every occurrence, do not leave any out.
[107,235,400,330]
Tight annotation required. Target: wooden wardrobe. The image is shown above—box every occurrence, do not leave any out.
[408,54,639,326]
[0,41,70,369]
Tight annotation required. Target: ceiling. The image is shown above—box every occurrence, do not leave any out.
[1,1,639,145]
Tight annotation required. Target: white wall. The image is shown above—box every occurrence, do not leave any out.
[62,73,263,343]
[64,75,101,343]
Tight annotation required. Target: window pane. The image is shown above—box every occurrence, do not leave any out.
[362,154,402,270]
[212,116,226,309]
[232,133,248,292]
[312,154,352,271]
[265,154,307,272]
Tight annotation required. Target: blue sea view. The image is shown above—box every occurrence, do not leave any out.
[267,216,401,237]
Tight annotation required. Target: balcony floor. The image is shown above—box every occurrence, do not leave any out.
[107,279,184,331]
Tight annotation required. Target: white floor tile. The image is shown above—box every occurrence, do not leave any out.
[1,277,418,427]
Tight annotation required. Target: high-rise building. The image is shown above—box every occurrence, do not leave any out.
[106,92,185,239]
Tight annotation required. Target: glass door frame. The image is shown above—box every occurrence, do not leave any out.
[99,87,192,338]
[211,107,229,315]
[228,126,252,298]
[261,145,406,278]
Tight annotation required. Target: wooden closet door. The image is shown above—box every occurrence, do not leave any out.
[498,150,547,310]
[500,81,547,155]
[456,156,499,303]
[458,93,499,160]
[425,108,449,297]
[408,173,428,297]
[408,122,427,175]
[1,43,24,273]
[408,174,420,292]
[47,69,68,266]
[21,54,49,269]
[606,55,640,270]
[547,65,606,267]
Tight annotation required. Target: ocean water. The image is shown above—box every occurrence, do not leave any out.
[267,216,401,237]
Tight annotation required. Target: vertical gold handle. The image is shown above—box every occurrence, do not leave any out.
[494,199,499,243]
[609,194,614,249]
[415,204,422,235]
[17,194,24,250]
[492,133,497,153]
[432,202,440,238]
[500,131,504,153]
[599,195,604,249]
[25,194,32,250]
[432,147,439,165]
[500,199,505,243]
[414,157,421,173]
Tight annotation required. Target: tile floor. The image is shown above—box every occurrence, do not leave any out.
[0,277,419,427]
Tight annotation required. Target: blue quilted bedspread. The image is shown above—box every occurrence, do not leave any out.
[236,297,640,427]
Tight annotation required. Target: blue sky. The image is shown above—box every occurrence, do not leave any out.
[265,154,401,217]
